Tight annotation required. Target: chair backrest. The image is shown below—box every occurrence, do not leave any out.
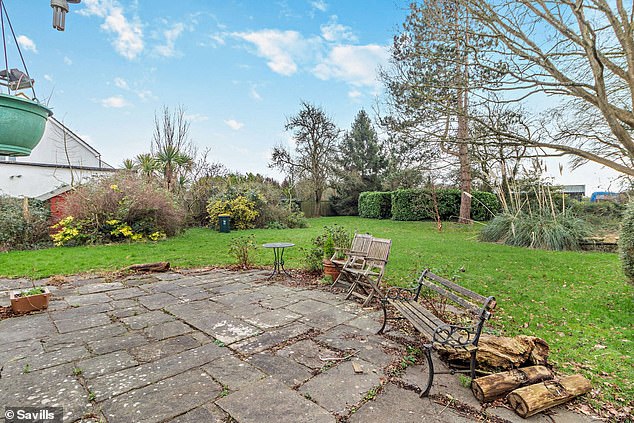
[349,233,373,256]
[365,238,392,269]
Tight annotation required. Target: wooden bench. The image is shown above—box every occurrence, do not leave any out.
[378,269,496,397]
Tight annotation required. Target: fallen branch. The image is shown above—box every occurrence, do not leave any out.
[125,262,170,272]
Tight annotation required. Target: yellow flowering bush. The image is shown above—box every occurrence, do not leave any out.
[206,195,259,230]
[51,216,84,246]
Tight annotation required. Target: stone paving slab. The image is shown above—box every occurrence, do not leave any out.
[88,342,229,400]
[144,320,192,340]
[120,310,175,330]
[0,364,92,422]
[299,358,383,414]
[76,350,139,379]
[202,354,267,390]
[101,369,222,423]
[247,352,314,387]
[349,383,473,423]
[169,403,228,423]
[1,345,90,377]
[0,269,598,423]
[217,378,335,423]
[130,334,202,363]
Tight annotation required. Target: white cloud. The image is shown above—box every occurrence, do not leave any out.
[250,86,262,101]
[321,16,357,43]
[101,95,129,108]
[17,35,37,53]
[44,74,53,82]
[155,22,185,57]
[310,0,328,12]
[348,89,362,99]
[313,44,388,88]
[185,113,209,123]
[80,0,144,60]
[114,77,129,89]
[210,33,226,47]
[234,30,321,76]
[224,119,244,130]
[136,89,157,102]
[63,56,73,65]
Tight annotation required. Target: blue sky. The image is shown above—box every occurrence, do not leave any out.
[4,0,622,193]
[4,0,406,175]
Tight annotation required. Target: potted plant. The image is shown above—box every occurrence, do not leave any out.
[322,234,340,280]
[10,286,50,313]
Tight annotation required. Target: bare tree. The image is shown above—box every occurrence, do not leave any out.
[464,0,634,176]
[152,105,194,191]
[270,101,340,217]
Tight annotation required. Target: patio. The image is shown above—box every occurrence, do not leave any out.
[0,269,593,422]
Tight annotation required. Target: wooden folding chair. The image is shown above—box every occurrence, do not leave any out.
[343,237,392,306]
[331,233,373,289]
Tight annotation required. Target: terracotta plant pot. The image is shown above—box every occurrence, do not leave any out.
[10,287,50,313]
[323,259,340,281]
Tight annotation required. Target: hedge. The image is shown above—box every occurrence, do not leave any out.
[359,188,499,221]
[619,201,634,283]
[358,191,392,219]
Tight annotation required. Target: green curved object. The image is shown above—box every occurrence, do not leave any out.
[0,93,53,156]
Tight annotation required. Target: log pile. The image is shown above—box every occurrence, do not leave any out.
[438,334,549,370]
[125,262,171,272]
[471,365,553,403]
[507,374,592,418]
[472,369,592,418]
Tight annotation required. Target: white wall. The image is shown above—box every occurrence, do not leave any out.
[0,164,113,198]
[0,118,114,198]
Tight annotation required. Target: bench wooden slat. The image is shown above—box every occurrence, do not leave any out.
[423,271,487,304]
[419,278,481,316]
[390,300,438,338]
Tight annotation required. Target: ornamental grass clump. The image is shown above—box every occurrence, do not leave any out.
[480,181,589,251]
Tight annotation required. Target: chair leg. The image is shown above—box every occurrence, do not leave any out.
[420,346,434,397]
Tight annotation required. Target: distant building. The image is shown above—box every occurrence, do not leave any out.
[590,192,621,203]
[0,117,115,200]
[561,184,585,201]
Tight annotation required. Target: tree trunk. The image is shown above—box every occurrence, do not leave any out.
[472,366,553,403]
[314,189,322,217]
[507,374,592,418]
[438,334,549,370]
[457,88,472,224]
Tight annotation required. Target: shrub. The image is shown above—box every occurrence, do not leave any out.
[619,201,634,283]
[57,173,184,246]
[358,192,392,219]
[229,234,258,269]
[390,188,500,221]
[391,189,434,221]
[0,197,51,251]
[207,196,259,230]
[304,225,353,271]
[479,211,590,250]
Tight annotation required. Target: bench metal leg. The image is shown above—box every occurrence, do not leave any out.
[469,349,477,382]
[377,299,388,334]
[420,345,434,397]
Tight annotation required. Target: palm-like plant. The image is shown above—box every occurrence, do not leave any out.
[136,153,158,180]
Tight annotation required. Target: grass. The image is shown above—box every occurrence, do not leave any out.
[0,216,632,410]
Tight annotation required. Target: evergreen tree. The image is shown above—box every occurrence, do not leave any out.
[331,110,386,215]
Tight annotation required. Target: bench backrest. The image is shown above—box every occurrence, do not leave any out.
[415,269,496,332]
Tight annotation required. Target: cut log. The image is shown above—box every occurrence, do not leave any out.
[507,374,592,418]
[472,366,553,403]
[126,262,170,272]
[438,334,549,370]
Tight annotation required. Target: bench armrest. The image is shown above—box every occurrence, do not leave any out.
[433,324,478,347]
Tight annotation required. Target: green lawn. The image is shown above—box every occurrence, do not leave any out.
[1,216,631,409]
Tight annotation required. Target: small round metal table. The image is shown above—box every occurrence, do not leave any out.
[263,242,294,280]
